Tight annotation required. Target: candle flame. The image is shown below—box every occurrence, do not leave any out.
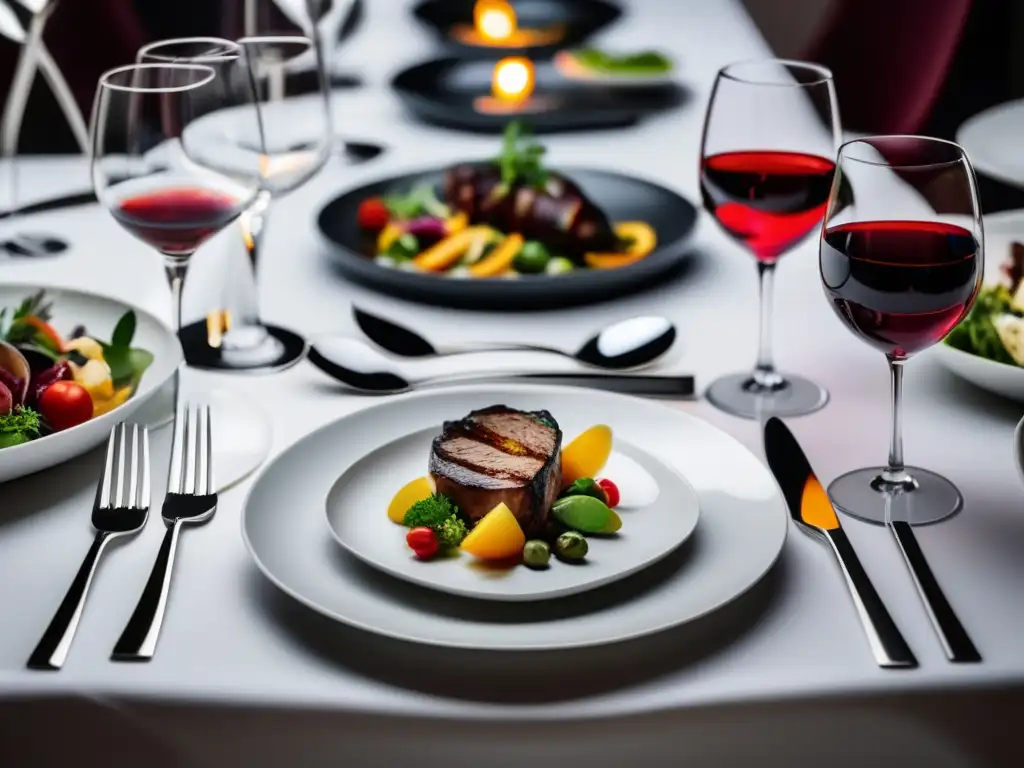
[492,57,534,101]
[475,0,516,41]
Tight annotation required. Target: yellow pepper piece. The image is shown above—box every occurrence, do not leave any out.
[445,211,469,234]
[92,386,132,418]
[64,336,105,361]
[413,226,491,271]
[74,358,115,400]
[584,221,658,269]
[377,222,403,252]
[469,233,525,277]
[387,476,435,525]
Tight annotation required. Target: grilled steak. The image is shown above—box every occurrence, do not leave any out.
[429,405,562,535]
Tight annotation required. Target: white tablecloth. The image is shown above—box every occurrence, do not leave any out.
[1,1,1022,765]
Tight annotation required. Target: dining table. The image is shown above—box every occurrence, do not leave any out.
[1,0,1023,765]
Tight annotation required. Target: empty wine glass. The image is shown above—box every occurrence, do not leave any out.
[139,33,330,372]
[820,136,983,524]
[699,59,841,419]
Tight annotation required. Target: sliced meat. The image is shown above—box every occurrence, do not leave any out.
[429,405,562,536]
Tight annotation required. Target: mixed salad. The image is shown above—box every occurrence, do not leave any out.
[945,242,1024,366]
[0,291,153,449]
[387,420,622,569]
[355,121,658,278]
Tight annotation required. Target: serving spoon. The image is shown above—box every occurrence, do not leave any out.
[353,308,676,370]
[308,336,694,396]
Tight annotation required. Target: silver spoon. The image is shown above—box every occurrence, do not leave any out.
[308,336,694,396]
[353,307,676,370]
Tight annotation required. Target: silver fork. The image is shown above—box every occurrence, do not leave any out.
[27,423,150,670]
[112,403,216,662]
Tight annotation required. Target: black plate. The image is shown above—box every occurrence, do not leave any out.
[392,57,684,134]
[413,0,622,58]
[317,166,698,310]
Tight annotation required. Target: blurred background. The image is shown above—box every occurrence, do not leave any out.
[3,0,1022,153]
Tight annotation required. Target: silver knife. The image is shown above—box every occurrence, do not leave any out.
[763,417,917,669]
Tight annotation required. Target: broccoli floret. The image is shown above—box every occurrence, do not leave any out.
[403,494,458,528]
[437,516,468,548]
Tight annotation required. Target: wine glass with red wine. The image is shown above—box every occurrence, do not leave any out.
[90,60,262,343]
[820,136,983,524]
[699,59,840,419]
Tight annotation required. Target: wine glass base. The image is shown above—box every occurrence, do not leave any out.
[130,378,272,494]
[179,320,307,374]
[705,372,829,419]
[828,466,963,526]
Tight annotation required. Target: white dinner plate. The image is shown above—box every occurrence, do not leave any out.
[957,99,1024,189]
[931,210,1024,401]
[325,425,700,602]
[0,283,181,483]
[241,385,788,651]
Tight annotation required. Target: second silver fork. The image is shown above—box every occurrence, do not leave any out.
[112,403,216,662]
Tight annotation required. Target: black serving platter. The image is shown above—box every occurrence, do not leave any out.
[317,166,698,310]
[413,0,622,58]
[392,57,684,134]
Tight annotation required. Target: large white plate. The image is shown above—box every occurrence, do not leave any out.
[932,210,1024,401]
[957,100,1024,189]
[325,426,700,602]
[0,284,181,483]
[241,385,788,651]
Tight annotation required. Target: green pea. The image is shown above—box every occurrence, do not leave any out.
[545,256,575,275]
[513,241,551,273]
[522,540,551,569]
[551,494,611,533]
[554,531,588,562]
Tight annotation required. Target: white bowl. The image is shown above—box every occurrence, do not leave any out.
[0,284,181,483]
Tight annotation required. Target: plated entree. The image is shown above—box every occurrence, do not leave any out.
[387,405,620,568]
[0,291,152,449]
[946,242,1024,365]
[356,121,657,277]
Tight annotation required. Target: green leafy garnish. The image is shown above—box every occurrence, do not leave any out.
[383,184,450,220]
[0,406,42,449]
[944,284,1017,365]
[1,289,53,345]
[573,48,672,75]
[402,493,467,548]
[96,310,152,391]
[493,121,548,191]
[559,477,607,502]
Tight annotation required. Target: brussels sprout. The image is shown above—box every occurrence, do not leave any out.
[545,256,575,275]
[523,540,551,569]
[513,241,551,274]
[554,531,588,562]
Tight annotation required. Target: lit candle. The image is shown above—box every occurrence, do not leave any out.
[474,0,517,42]
[492,57,534,102]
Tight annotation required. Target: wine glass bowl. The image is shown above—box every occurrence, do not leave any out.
[820,135,983,524]
[699,59,841,419]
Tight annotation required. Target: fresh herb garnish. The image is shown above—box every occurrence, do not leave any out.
[0,406,42,448]
[1,290,53,345]
[383,184,450,220]
[96,310,153,391]
[493,121,549,192]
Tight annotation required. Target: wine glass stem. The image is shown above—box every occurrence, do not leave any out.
[164,257,188,412]
[752,261,784,390]
[879,357,916,490]
[236,191,272,330]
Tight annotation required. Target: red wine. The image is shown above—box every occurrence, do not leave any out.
[821,220,980,358]
[113,187,242,256]
[701,150,835,262]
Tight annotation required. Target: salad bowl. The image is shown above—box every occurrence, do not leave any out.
[0,284,181,483]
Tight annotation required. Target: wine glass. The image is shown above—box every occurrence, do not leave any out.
[91,60,264,396]
[699,59,841,419]
[820,136,983,524]
[139,32,330,372]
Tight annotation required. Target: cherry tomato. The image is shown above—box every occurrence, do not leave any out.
[597,478,620,508]
[38,381,93,432]
[406,526,440,559]
[357,198,390,231]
